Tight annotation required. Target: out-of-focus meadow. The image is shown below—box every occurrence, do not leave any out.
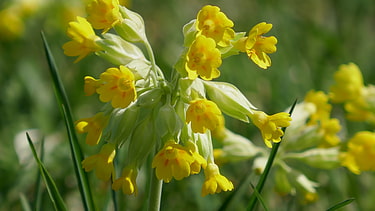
[1,0,375,210]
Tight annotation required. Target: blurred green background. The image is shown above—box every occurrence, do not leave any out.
[1,0,375,210]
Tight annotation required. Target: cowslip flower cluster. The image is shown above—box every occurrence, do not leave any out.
[63,2,291,198]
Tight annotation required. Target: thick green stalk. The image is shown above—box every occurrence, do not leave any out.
[148,167,163,211]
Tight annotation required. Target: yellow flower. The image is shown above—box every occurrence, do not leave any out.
[0,7,24,40]
[236,22,277,69]
[62,16,102,63]
[201,163,233,196]
[318,118,341,147]
[82,143,116,181]
[75,112,109,145]
[152,141,206,183]
[340,131,375,174]
[186,99,223,133]
[249,111,291,148]
[112,166,138,195]
[185,35,222,80]
[196,5,234,47]
[86,0,122,33]
[84,76,100,96]
[93,66,137,108]
[304,90,332,125]
[345,97,375,123]
[330,63,364,103]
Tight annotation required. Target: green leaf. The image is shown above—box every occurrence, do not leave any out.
[41,32,96,211]
[26,133,67,211]
[326,198,355,211]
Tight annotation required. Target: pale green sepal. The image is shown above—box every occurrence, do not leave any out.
[203,80,256,122]
[283,148,341,169]
[195,130,214,161]
[136,88,163,108]
[274,167,294,196]
[127,114,158,166]
[117,6,147,42]
[155,103,183,138]
[220,32,245,59]
[179,78,206,102]
[174,49,188,78]
[183,19,197,47]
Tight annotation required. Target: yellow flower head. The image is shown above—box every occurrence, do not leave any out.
[75,112,109,145]
[249,111,291,148]
[62,16,102,63]
[81,143,116,181]
[196,5,235,47]
[330,63,364,103]
[112,166,138,195]
[94,66,137,108]
[304,90,332,124]
[86,0,122,33]
[318,118,341,147]
[237,22,277,69]
[201,163,234,196]
[152,141,207,183]
[340,131,375,174]
[186,99,223,134]
[84,76,100,96]
[186,35,222,80]
[345,97,375,123]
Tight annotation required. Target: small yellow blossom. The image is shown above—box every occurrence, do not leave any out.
[82,143,116,181]
[112,166,138,195]
[92,66,137,108]
[344,96,375,123]
[86,0,122,33]
[236,22,277,69]
[249,111,291,148]
[340,131,375,174]
[75,112,108,145]
[152,141,207,183]
[201,163,234,196]
[196,5,235,47]
[330,63,364,103]
[318,118,341,147]
[62,16,102,63]
[186,99,223,133]
[0,7,24,40]
[304,90,332,125]
[84,76,100,96]
[186,35,222,80]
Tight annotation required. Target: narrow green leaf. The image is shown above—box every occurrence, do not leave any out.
[19,193,32,211]
[26,133,68,211]
[247,99,298,210]
[249,183,269,211]
[326,198,355,211]
[34,138,45,211]
[41,31,95,211]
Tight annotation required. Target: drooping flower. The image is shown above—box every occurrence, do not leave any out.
[330,63,364,103]
[235,22,277,69]
[201,163,234,196]
[186,99,224,133]
[75,112,109,145]
[86,0,122,33]
[340,131,375,174]
[62,16,102,63]
[249,111,291,148]
[89,66,137,108]
[304,90,332,125]
[196,5,234,47]
[318,118,341,147]
[82,143,116,181]
[112,166,138,195]
[344,96,375,123]
[152,141,207,183]
[185,35,222,80]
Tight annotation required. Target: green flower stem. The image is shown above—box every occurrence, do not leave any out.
[143,40,165,81]
[148,167,163,211]
[247,100,297,210]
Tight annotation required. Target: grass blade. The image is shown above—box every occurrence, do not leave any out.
[19,193,32,211]
[26,133,67,211]
[41,31,95,211]
[326,198,355,211]
[247,99,298,210]
[249,183,269,211]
